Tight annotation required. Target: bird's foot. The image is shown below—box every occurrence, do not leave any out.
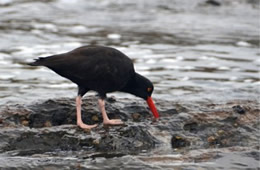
[77,122,98,130]
[103,119,124,126]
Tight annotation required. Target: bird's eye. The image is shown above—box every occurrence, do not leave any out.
[147,87,152,92]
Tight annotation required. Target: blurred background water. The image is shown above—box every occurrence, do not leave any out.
[0,0,259,105]
[0,0,259,169]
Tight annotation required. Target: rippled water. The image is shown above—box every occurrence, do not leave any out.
[0,0,259,105]
[0,0,259,169]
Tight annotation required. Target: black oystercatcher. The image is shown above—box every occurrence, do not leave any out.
[29,45,159,129]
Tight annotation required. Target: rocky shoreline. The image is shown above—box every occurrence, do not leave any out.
[0,97,259,169]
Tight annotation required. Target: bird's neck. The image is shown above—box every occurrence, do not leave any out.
[120,73,148,100]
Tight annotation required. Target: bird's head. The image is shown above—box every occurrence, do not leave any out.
[122,73,159,119]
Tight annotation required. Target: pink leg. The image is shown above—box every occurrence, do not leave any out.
[98,99,123,125]
[76,96,97,129]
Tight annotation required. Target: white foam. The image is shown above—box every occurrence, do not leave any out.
[0,53,10,60]
[146,59,156,64]
[165,65,181,69]
[229,76,238,81]
[176,56,184,61]
[199,56,209,60]
[107,34,121,39]
[33,23,58,32]
[184,66,195,70]
[31,29,42,35]
[160,58,177,63]
[0,60,11,65]
[0,74,14,79]
[244,79,253,83]
[236,41,251,47]
[218,66,230,70]
[180,76,190,81]
[0,0,13,5]
[71,25,88,34]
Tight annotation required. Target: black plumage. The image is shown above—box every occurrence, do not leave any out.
[29,45,159,129]
[31,46,135,97]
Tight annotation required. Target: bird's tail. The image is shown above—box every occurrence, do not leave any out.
[27,57,48,66]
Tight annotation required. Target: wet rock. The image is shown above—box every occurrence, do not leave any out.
[21,120,29,126]
[247,0,259,5]
[161,108,178,115]
[206,127,241,147]
[217,130,225,136]
[232,105,246,114]
[0,97,162,155]
[44,120,52,127]
[171,135,190,148]
[132,113,141,121]
[1,126,95,156]
[245,151,260,161]
[205,0,221,6]
[27,99,77,128]
[183,122,199,133]
[97,126,159,153]
[106,96,117,103]
[0,97,259,169]
[233,123,239,127]
[91,115,99,122]
[207,136,216,144]
[92,138,100,146]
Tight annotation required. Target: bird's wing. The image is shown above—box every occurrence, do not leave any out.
[39,46,135,90]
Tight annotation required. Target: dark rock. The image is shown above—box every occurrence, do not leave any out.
[245,151,260,161]
[97,126,159,153]
[44,120,52,127]
[21,120,29,126]
[232,105,246,114]
[183,122,199,133]
[247,0,259,5]
[205,128,242,148]
[171,135,190,148]
[132,113,141,121]
[205,0,221,6]
[91,115,99,122]
[0,97,259,169]
[207,136,216,144]
[0,97,163,155]
[106,96,117,103]
[12,130,93,155]
[161,108,178,115]
[28,99,77,128]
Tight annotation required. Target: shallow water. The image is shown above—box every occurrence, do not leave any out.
[0,0,259,169]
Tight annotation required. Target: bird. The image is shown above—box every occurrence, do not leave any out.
[29,45,159,129]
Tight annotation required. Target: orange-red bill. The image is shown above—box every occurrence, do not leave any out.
[146,97,159,118]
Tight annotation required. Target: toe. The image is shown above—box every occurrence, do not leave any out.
[103,119,124,125]
[78,123,98,130]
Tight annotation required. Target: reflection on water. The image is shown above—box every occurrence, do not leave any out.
[0,0,259,169]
